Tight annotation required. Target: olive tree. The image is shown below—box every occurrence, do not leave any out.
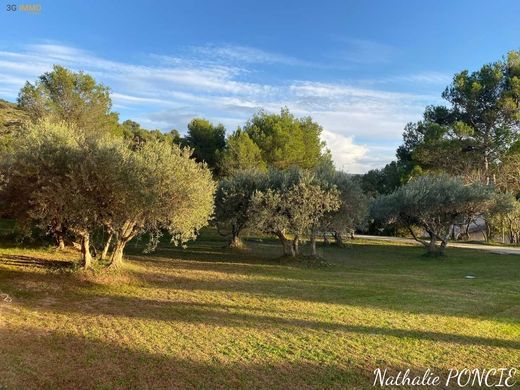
[0,121,100,268]
[249,169,340,257]
[96,140,216,268]
[214,169,267,247]
[371,175,494,255]
[317,171,369,246]
[0,121,215,269]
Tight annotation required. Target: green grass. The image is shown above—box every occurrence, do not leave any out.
[0,231,519,389]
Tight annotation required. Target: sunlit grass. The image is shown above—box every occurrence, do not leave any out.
[0,232,519,389]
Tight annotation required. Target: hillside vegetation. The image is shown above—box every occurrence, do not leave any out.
[0,99,28,150]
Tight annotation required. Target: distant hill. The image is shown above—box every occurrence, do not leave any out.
[0,99,29,147]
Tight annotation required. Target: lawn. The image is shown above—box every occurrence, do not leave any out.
[0,231,519,389]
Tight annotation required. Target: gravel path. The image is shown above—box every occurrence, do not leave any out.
[357,235,520,255]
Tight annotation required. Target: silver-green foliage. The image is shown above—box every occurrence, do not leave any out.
[249,168,340,256]
[316,170,369,245]
[215,169,268,246]
[0,121,215,268]
[371,174,494,254]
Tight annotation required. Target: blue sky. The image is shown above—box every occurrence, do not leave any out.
[1,0,519,172]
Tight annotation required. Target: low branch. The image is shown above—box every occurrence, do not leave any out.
[407,226,429,247]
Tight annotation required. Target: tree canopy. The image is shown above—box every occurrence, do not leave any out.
[185,118,226,174]
[218,130,266,176]
[249,168,340,256]
[0,121,215,268]
[360,161,405,196]
[120,119,182,149]
[17,65,119,136]
[397,51,520,184]
[0,99,29,152]
[371,175,496,255]
[240,108,331,171]
[0,121,104,267]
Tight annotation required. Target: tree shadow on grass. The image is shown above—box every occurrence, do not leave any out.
[1,254,518,327]
[1,241,519,327]
[0,326,363,390]
[0,254,75,269]
[5,324,497,390]
[122,261,520,324]
[126,243,283,267]
[14,292,520,351]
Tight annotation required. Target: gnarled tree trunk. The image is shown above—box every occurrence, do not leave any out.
[100,233,113,260]
[333,231,343,247]
[80,233,93,269]
[323,233,329,245]
[427,233,437,254]
[57,234,65,250]
[229,225,243,248]
[229,235,243,248]
[109,239,127,269]
[53,222,66,250]
[438,239,448,256]
[292,236,300,256]
[310,231,317,257]
[108,220,138,269]
[276,230,295,257]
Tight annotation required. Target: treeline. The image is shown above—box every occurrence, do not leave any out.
[1,50,519,264]
[0,65,366,268]
[364,51,520,250]
[8,66,332,179]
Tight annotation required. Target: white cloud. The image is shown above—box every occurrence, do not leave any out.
[0,42,439,173]
[321,131,369,174]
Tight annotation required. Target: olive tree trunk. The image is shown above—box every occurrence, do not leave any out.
[438,239,448,256]
[108,221,138,269]
[276,231,295,257]
[323,233,330,245]
[310,231,317,257]
[229,225,243,248]
[53,223,66,250]
[292,236,300,256]
[80,233,93,269]
[427,233,437,254]
[57,234,65,250]
[109,239,127,269]
[333,231,343,247]
[426,232,450,256]
[407,226,445,256]
[100,233,113,260]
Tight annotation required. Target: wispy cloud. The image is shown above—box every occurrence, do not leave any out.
[0,42,440,172]
[334,38,397,64]
[189,44,310,66]
[360,71,452,86]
